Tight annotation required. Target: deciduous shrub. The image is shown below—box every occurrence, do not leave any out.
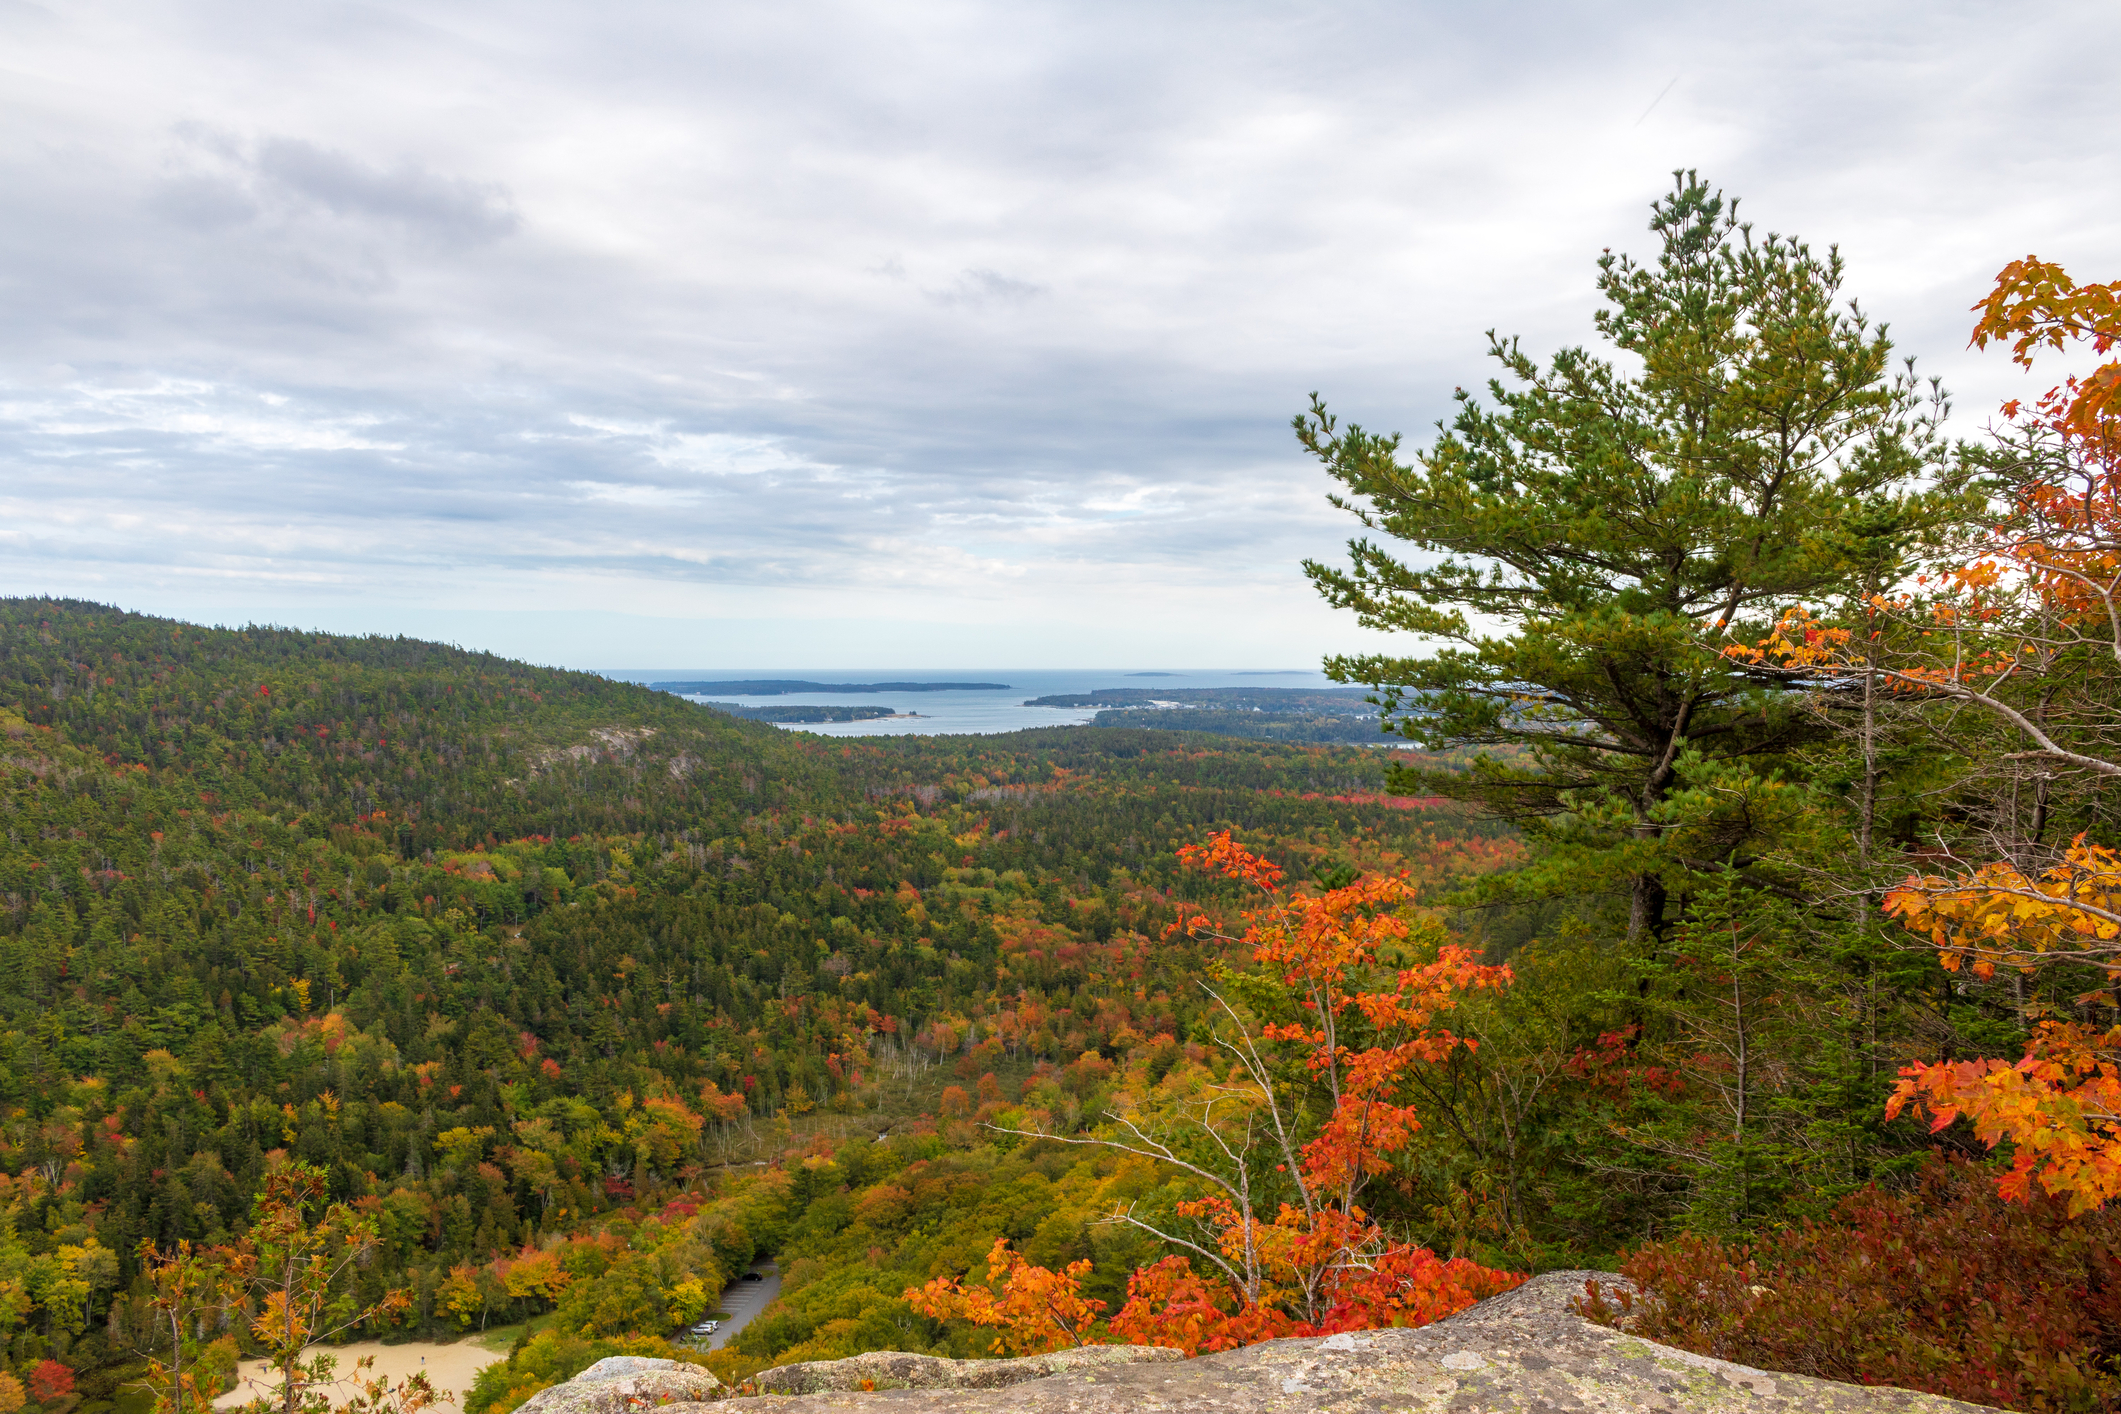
[1580,1155,2121,1412]
[26,1362,73,1405]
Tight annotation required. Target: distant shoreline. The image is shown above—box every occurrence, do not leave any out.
[651,679,1009,695]
[700,701,920,724]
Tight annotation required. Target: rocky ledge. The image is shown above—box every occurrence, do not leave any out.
[754,1346,1185,1395]
[534,1272,2000,1412]
[516,1355,728,1414]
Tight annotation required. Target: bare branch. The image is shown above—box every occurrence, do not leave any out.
[985,1121,1247,1210]
[1876,666,2121,779]
[1095,1204,1247,1292]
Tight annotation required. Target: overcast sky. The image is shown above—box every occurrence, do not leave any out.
[3,1,2116,669]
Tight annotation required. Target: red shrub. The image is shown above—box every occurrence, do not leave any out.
[27,1361,73,1403]
[1581,1155,2121,1412]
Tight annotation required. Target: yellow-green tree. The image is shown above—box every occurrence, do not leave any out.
[225,1165,427,1414]
[136,1239,233,1414]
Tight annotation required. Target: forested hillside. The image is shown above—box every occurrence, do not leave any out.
[0,597,1528,1414]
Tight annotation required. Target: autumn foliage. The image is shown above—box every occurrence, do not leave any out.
[1726,258,2121,1215]
[1106,1242,1519,1356]
[1972,256,2121,453]
[906,1238,1105,1355]
[1877,838,2121,1212]
[1125,835,1521,1346]
[1872,264,2121,1213]
[26,1362,73,1405]
[911,833,1521,1356]
[1581,1156,2121,1412]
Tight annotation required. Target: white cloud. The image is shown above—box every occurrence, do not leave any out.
[1,0,2116,666]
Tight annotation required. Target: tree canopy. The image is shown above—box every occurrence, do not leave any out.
[1299,172,1963,934]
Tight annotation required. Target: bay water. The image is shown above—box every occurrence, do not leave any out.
[596,667,1341,737]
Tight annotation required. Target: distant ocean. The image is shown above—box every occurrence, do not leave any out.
[596,667,1341,737]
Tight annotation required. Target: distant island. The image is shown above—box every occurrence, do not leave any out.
[1019,684,1422,744]
[700,701,910,723]
[650,679,1009,695]
[1125,671,1182,677]
[1024,686,1372,710]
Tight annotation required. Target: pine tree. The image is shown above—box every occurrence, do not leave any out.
[1298,171,1963,938]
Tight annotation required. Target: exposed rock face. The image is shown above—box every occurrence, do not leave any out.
[756,1346,1184,1395]
[514,1355,722,1414]
[689,1271,1999,1412]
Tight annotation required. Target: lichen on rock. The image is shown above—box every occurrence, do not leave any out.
[755,1345,1183,1394]
[512,1355,722,1414]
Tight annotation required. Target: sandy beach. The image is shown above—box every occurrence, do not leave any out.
[214,1341,504,1410]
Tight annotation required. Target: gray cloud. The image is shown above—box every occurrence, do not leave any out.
[148,173,260,231]
[252,139,521,244]
[927,269,1045,308]
[1,0,2117,665]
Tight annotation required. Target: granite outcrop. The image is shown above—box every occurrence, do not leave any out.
[514,1355,724,1414]
[532,1272,2002,1412]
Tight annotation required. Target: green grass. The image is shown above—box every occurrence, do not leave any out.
[474,1315,555,1353]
